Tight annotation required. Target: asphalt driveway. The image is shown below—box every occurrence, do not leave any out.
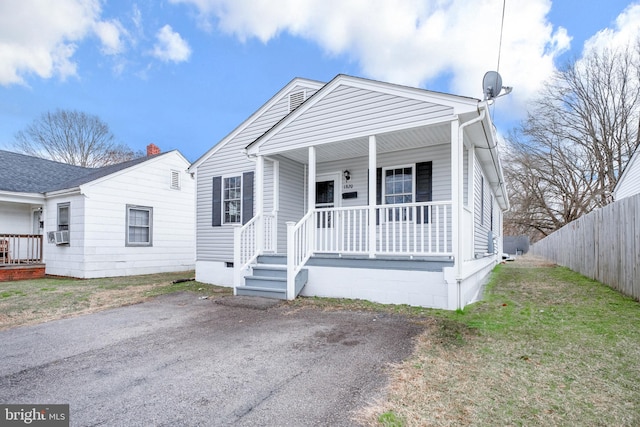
[0,292,424,426]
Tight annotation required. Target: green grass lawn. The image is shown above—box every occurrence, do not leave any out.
[357,259,640,426]
[0,271,230,330]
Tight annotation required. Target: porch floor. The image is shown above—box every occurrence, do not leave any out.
[304,253,453,272]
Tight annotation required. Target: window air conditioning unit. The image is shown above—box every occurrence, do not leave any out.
[47,231,70,245]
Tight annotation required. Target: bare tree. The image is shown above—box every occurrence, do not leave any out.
[504,45,640,241]
[14,109,141,167]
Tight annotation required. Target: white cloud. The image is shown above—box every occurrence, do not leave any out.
[151,25,192,63]
[169,0,570,118]
[94,19,127,55]
[583,3,640,55]
[0,0,102,85]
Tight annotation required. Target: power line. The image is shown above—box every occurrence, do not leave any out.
[497,0,507,73]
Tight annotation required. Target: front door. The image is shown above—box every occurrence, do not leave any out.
[315,173,340,228]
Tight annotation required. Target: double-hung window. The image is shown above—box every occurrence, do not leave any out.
[383,166,414,221]
[57,202,70,231]
[223,176,242,224]
[126,205,153,246]
[212,171,253,227]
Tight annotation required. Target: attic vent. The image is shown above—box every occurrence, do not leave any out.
[171,170,180,190]
[289,90,306,112]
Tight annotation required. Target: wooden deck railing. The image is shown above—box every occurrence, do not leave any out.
[0,234,44,265]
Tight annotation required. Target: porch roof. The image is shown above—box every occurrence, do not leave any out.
[245,74,480,156]
[261,121,452,164]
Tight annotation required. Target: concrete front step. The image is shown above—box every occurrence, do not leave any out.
[236,284,287,300]
[251,264,287,279]
[237,258,308,300]
[244,275,286,289]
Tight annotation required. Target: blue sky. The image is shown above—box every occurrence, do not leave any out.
[1,0,639,163]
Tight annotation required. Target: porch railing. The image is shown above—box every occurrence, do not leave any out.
[233,213,276,286]
[0,234,44,265]
[314,201,453,256]
[284,201,452,299]
[286,210,315,300]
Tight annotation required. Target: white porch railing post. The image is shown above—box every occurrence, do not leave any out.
[256,155,264,254]
[233,225,242,293]
[286,221,296,300]
[368,135,377,258]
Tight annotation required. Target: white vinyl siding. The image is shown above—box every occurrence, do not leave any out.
[257,84,454,155]
[615,152,640,200]
[314,143,452,207]
[44,152,194,278]
[194,83,320,262]
[275,156,306,254]
[0,203,33,234]
[474,157,495,256]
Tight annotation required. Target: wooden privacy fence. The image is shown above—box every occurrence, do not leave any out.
[531,193,640,301]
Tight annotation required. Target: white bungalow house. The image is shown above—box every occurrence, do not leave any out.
[190,75,509,310]
[0,145,194,280]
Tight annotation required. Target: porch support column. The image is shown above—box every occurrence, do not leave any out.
[368,135,377,258]
[308,146,316,214]
[451,118,462,278]
[256,155,264,252]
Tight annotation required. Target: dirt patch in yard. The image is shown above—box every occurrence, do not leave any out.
[0,272,230,331]
[508,254,556,267]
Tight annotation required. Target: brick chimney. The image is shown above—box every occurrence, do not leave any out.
[146,143,161,156]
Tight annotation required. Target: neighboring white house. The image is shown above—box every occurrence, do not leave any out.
[189,74,509,310]
[614,147,640,200]
[0,145,195,279]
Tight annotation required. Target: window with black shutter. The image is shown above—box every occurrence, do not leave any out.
[211,172,254,226]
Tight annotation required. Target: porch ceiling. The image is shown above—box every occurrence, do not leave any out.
[275,123,451,164]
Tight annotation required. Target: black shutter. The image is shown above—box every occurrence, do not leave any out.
[376,168,382,225]
[212,176,222,227]
[242,171,254,224]
[416,162,432,223]
[366,168,383,224]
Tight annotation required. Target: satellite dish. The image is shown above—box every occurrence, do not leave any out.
[482,71,503,100]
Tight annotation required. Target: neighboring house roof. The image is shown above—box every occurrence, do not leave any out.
[0,150,175,194]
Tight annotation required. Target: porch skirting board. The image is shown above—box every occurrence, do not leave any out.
[300,265,449,309]
[444,256,498,309]
[0,264,46,282]
[196,260,235,287]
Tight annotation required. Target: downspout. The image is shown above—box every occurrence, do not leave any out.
[455,104,486,309]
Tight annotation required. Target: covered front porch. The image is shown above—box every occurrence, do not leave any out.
[234,116,483,307]
[0,234,45,281]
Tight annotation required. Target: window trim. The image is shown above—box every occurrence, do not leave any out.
[126,205,153,247]
[381,164,415,205]
[57,202,70,231]
[222,174,243,225]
